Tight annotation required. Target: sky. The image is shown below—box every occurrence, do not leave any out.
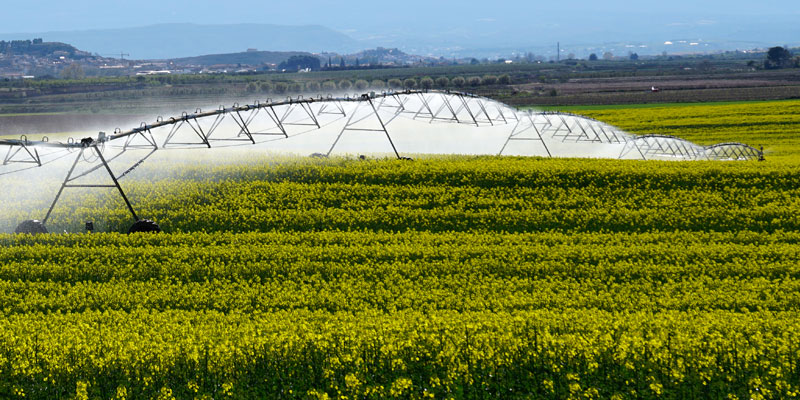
[6,0,797,33]
[4,1,798,57]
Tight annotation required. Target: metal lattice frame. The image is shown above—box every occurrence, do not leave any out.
[0,89,766,230]
[618,135,762,161]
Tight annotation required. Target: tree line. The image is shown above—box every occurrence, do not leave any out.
[244,74,512,94]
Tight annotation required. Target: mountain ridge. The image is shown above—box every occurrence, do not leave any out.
[0,23,363,60]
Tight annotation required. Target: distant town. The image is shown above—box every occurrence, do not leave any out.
[4,38,791,81]
[0,39,468,80]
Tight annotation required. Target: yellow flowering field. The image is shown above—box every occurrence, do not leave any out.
[0,99,799,398]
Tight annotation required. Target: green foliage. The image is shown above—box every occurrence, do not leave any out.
[0,152,799,398]
[321,80,337,92]
[369,79,385,89]
[1,101,800,398]
[402,78,417,89]
[278,55,322,71]
[305,81,321,93]
[567,100,800,161]
[387,78,402,89]
[273,81,289,94]
[338,80,352,90]
[258,81,273,94]
[765,46,793,69]
[59,63,85,80]
[354,79,369,91]
[289,82,303,93]
[419,77,434,90]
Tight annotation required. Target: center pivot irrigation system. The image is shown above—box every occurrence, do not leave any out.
[1,89,764,234]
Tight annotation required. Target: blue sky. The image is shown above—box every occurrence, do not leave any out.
[6,0,798,33]
[4,1,798,58]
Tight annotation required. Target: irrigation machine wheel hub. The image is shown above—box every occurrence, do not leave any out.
[15,220,48,234]
[128,219,162,234]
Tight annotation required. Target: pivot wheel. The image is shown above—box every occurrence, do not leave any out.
[15,220,48,234]
[128,219,161,234]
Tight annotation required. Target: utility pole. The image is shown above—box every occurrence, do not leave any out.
[101,52,130,60]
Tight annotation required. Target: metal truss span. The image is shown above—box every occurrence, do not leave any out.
[1,89,764,163]
[619,135,764,161]
[0,89,766,232]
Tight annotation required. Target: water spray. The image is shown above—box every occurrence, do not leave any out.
[0,90,765,234]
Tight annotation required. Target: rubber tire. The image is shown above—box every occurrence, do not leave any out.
[128,219,161,234]
[15,220,48,234]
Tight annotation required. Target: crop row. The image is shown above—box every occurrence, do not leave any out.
[1,230,799,282]
[0,308,799,399]
[2,156,798,233]
[0,227,798,398]
[572,100,800,160]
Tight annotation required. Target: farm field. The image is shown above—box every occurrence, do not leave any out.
[548,99,800,161]
[0,99,799,398]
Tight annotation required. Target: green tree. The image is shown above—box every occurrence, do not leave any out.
[419,77,434,90]
[467,76,482,87]
[338,80,352,90]
[435,77,450,87]
[259,81,273,94]
[370,79,386,89]
[60,63,85,80]
[451,76,466,87]
[497,74,511,84]
[698,60,713,72]
[273,82,289,94]
[278,55,322,71]
[765,46,792,69]
[589,53,598,61]
[322,81,337,92]
[289,82,303,93]
[305,81,321,92]
[388,78,403,89]
[245,82,258,93]
[482,75,498,85]
[354,79,369,91]
[403,78,417,89]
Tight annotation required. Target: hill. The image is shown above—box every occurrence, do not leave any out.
[0,39,89,58]
[169,50,314,67]
[3,23,362,59]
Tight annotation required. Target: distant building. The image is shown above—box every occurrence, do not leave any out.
[135,70,171,76]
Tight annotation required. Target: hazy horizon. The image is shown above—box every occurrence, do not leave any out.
[4,1,799,58]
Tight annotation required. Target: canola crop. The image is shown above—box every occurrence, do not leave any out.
[569,100,800,161]
[0,155,799,399]
[0,98,800,399]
